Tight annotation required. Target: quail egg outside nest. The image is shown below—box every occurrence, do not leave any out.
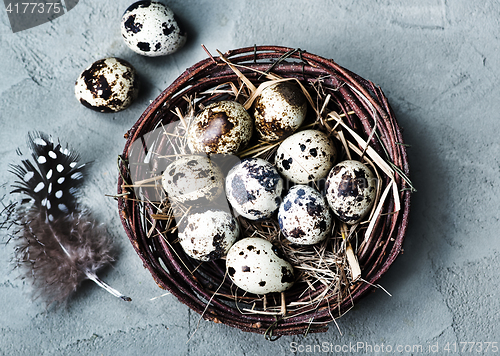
[75,57,139,113]
[121,1,187,57]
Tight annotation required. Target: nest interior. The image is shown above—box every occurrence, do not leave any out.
[117,45,411,337]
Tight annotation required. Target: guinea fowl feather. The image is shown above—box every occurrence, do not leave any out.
[8,132,130,305]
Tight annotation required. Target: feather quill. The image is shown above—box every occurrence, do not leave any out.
[7,132,130,305]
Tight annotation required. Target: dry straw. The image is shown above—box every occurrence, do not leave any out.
[117,45,412,337]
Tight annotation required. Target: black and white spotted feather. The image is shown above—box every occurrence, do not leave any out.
[11,132,86,222]
[8,132,130,305]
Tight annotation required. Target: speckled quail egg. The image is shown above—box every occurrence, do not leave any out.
[121,1,187,57]
[278,185,332,245]
[226,237,294,294]
[177,208,239,261]
[253,81,308,141]
[187,101,253,155]
[75,57,139,113]
[225,158,283,220]
[162,155,223,204]
[325,160,376,225]
[275,129,337,184]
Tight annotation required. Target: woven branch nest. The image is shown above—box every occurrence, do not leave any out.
[117,45,411,337]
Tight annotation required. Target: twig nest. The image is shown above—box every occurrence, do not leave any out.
[325,160,376,224]
[75,57,139,113]
[121,1,187,57]
[187,101,253,155]
[278,185,332,245]
[253,81,307,141]
[275,129,337,183]
[161,155,223,204]
[178,208,239,261]
[118,45,412,336]
[225,158,283,220]
[226,237,295,294]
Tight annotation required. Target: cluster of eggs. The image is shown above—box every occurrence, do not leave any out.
[75,1,187,112]
[160,81,377,295]
[70,1,378,296]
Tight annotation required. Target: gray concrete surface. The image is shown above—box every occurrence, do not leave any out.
[1,0,499,355]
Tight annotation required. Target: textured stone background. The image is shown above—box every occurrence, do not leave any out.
[1,1,499,355]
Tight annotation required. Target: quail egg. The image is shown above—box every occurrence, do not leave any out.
[187,101,253,155]
[121,1,187,57]
[278,185,332,245]
[253,81,307,141]
[225,158,283,220]
[226,237,294,294]
[325,160,376,225]
[162,155,223,204]
[75,57,139,113]
[275,129,337,184]
[178,208,239,261]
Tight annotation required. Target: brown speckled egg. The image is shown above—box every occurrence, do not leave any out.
[162,155,223,204]
[253,81,307,141]
[75,57,139,113]
[275,129,337,184]
[178,208,239,261]
[226,237,294,294]
[187,101,253,155]
[325,160,376,225]
[278,185,332,245]
[121,1,187,57]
